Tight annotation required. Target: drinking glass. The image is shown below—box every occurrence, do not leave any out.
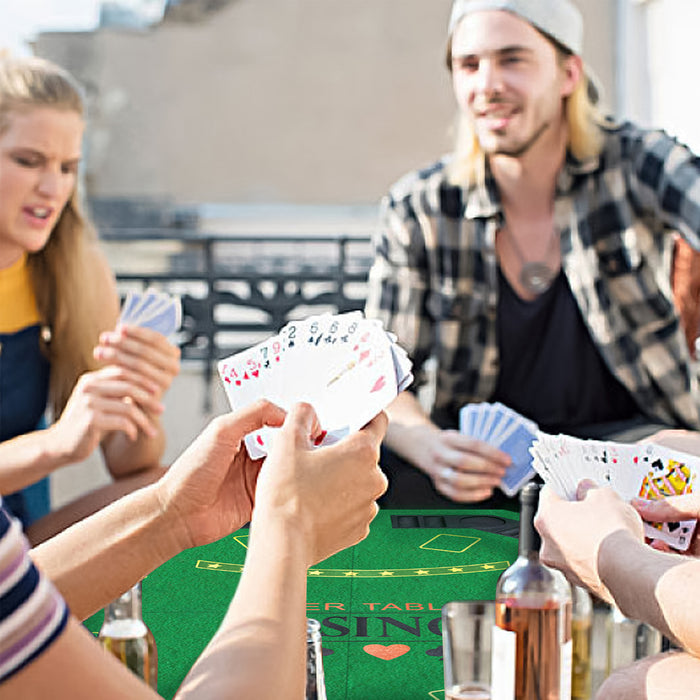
[442,601,495,700]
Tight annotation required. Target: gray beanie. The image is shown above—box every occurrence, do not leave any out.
[448,0,583,56]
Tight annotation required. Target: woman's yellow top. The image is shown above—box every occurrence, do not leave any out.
[0,254,41,333]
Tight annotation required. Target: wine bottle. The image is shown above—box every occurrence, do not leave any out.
[492,482,572,700]
[98,581,158,690]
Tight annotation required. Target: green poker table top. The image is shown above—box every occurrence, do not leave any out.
[85,508,519,699]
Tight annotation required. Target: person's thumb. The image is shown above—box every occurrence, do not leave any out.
[279,402,323,447]
[575,478,598,501]
[631,493,700,523]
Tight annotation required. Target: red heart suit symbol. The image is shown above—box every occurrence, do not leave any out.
[363,644,410,660]
[370,375,386,393]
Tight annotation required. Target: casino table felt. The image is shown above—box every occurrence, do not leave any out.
[85,508,519,699]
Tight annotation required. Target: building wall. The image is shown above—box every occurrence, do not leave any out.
[36,0,617,207]
[642,0,700,152]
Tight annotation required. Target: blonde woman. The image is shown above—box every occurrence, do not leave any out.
[0,54,179,540]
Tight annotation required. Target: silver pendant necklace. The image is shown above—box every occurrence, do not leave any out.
[500,222,559,296]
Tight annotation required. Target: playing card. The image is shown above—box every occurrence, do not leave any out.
[480,403,506,443]
[633,444,697,550]
[530,433,699,551]
[118,288,182,337]
[138,300,182,336]
[125,289,164,323]
[218,312,413,458]
[472,403,491,441]
[119,291,144,323]
[458,401,538,496]
[459,404,480,436]
[496,420,538,497]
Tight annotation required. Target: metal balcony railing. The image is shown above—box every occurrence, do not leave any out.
[101,229,374,409]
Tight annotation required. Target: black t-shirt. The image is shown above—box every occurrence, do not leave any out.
[490,268,639,434]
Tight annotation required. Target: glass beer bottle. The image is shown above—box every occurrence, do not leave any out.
[306,618,327,700]
[99,581,158,690]
[606,604,662,675]
[571,586,592,700]
[492,483,572,700]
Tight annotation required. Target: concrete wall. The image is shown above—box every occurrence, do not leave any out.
[35,0,617,208]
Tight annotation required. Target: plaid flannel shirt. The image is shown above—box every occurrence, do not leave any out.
[365,121,700,430]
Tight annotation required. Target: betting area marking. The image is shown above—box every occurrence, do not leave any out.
[196,531,509,577]
[418,533,479,553]
[196,560,510,577]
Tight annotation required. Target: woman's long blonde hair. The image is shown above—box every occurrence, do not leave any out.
[444,37,607,185]
[0,55,105,416]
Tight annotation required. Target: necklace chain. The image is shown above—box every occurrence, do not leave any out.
[500,221,559,296]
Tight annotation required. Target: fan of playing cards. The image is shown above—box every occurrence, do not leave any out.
[218,312,413,458]
[119,288,182,337]
[530,432,699,551]
[459,402,538,497]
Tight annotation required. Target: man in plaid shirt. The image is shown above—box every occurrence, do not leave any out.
[365,0,700,508]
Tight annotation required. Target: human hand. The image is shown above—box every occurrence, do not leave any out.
[415,427,510,502]
[640,428,700,458]
[48,366,164,463]
[535,480,645,602]
[154,400,287,550]
[253,403,388,566]
[632,492,700,556]
[94,324,181,402]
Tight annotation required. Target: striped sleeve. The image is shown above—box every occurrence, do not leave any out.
[0,498,69,683]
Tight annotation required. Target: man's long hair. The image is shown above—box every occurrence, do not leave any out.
[0,55,106,415]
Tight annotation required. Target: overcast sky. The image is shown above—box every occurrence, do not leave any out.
[0,1,164,56]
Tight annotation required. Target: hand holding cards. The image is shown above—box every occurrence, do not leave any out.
[459,402,538,496]
[119,288,182,337]
[530,432,698,551]
[218,312,413,458]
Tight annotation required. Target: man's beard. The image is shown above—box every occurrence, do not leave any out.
[479,119,552,158]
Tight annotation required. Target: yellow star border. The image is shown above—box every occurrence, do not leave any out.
[196,560,510,577]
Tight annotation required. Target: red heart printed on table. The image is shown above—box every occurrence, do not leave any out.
[363,644,410,660]
[370,375,386,393]
[252,369,259,378]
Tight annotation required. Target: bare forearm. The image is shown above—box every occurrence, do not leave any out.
[599,531,700,656]
[101,420,166,477]
[383,392,439,470]
[176,515,308,700]
[30,484,184,621]
[0,428,73,493]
